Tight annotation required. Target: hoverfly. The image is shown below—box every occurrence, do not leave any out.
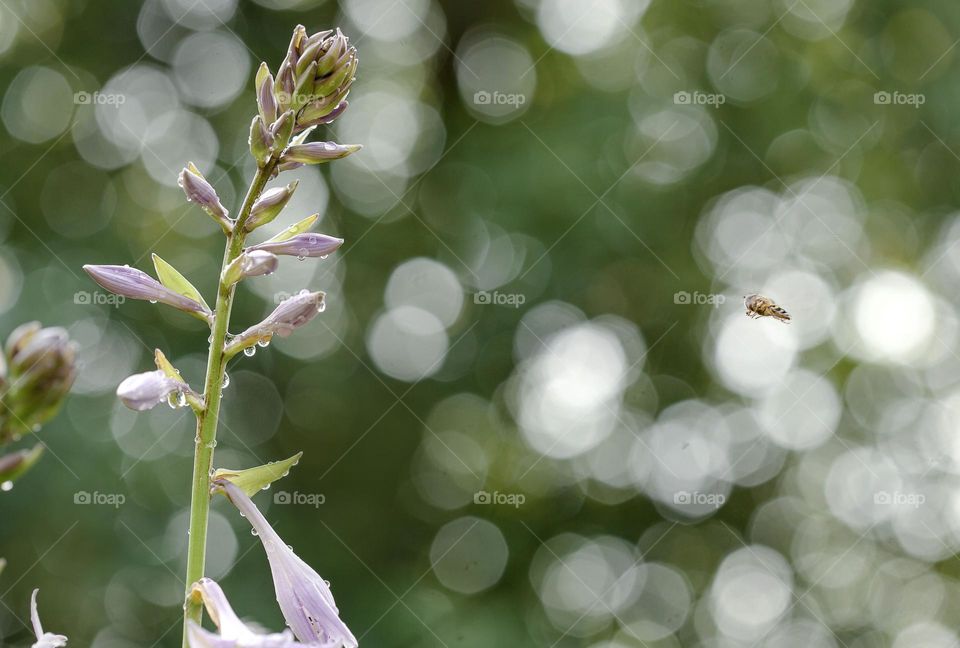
[744,293,791,323]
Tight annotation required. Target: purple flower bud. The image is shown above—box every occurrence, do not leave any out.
[270,110,295,153]
[83,265,210,317]
[245,181,298,232]
[116,370,188,411]
[31,590,67,648]
[255,62,277,125]
[178,164,230,226]
[280,142,361,165]
[249,116,272,166]
[225,290,325,357]
[248,233,343,259]
[222,250,279,286]
[217,479,358,648]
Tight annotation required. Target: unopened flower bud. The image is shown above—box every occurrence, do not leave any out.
[245,180,298,232]
[248,233,343,259]
[270,110,295,153]
[117,370,195,412]
[178,163,231,230]
[255,62,277,125]
[0,323,76,443]
[225,290,325,357]
[280,142,361,165]
[273,26,358,129]
[249,116,272,166]
[83,265,211,318]
[222,250,279,286]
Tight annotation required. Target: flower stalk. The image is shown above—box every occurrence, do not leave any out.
[181,158,277,644]
[80,23,360,648]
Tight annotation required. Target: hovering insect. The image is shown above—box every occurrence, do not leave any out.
[744,294,791,323]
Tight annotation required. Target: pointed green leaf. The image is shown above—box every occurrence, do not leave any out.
[213,452,302,496]
[263,213,320,245]
[151,254,210,312]
[154,349,185,384]
[0,444,44,484]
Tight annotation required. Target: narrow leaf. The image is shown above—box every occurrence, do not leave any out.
[213,452,302,496]
[263,213,320,245]
[154,349,184,384]
[151,254,210,312]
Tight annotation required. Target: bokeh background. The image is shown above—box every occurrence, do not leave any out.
[2,0,960,646]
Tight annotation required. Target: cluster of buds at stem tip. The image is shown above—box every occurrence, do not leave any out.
[250,25,361,168]
[224,290,325,358]
[0,322,76,446]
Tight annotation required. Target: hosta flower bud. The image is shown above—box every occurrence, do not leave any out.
[0,444,43,486]
[245,181,298,232]
[270,110,295,153]
[255,62,277,125]
[222,250,279,286]
[0,323,76,443]
[280,142,361,165]
[178,163,231,230]
[249,116,272,166]
[83,265,211,318]
[117,370,196,412]
[273,26,358,130]
[225,291,325,357]
[248,233,343,259]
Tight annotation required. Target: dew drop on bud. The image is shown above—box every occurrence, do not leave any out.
[257,338,271,348]
[317,302,326,313]
[149,299,158,304]
[244,346,256,357]
[222,372,230,388]
[251,529,259,536]
[1,481,13,492]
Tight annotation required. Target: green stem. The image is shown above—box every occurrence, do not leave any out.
[182,160,276,647]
